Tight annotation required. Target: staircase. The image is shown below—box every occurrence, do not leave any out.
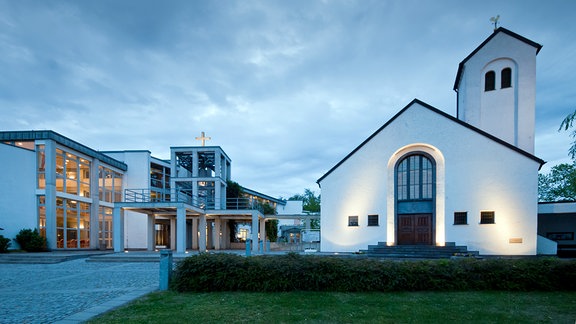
[361,242,479,259]
[0,252,110,264]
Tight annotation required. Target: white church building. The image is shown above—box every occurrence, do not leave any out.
[318,27,553,255]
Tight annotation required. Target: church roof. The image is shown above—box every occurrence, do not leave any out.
[316,99,545,185]
[453,27,542,91]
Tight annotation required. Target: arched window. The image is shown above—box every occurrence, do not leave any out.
[501,67,512,88]
[396,154,433,201]
[484,71,496,91]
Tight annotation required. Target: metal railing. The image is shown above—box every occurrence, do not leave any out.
[123,189,265,212]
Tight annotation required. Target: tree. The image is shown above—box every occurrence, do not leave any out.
[226,180,243,199]
[560,110,576,159]
[538,110,576,201]
[265,219,279,242]
[539,163,576,202]
[289,189,321,229]
[288,189,320,213]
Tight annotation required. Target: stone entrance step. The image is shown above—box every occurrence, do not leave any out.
[361,242,479,259]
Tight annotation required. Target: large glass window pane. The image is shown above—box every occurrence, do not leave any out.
[38,196,46,238]
[397,155,434,201]
[37,145,46,189]
[57,229,64,248]
[67,229,78,248]
[99,206,113,249]
[114,172,123,202]
[80,159,90,184]
[56,151,64,177]
[66,179,78,195]
[80,183,90,198]
[66,155,78,180]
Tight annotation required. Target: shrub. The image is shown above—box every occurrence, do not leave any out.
[14,228,47,252]
[170,254,576,293]
[0,235,10,253]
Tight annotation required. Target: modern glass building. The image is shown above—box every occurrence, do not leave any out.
[0,130,127,250]
[0,130,304,252]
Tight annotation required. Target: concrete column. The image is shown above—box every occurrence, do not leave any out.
[221,219,228,249]
[260,218,266,253]
[176,206,186,253]
[192,151,198,178]
[206,220,212,248]
[305,218,311,231]
[147,214,155,251]
[214,152,222,209]
[214,181,221,209]
[43,140,57,250]
[113,206,124,252]
[251,212,259,253]
[170,217,176,250]
[213,218,221,250]
[192,217,198,250]
[89,158,100,249]
[199,214,207,251]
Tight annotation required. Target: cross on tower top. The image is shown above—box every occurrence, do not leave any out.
[195,131,211,146]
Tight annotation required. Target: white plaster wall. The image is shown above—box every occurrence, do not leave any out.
[457,32,538,154]
[320,102,540,255]
[104,151,151,249]
[0,144,37,249]
[278,200,303,215]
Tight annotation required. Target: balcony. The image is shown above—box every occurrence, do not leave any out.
[124,189,266,212]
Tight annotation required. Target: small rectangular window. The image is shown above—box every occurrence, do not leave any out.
[480,211,495,224]
[348,216,358,227]
[367,215,379,226]
[454,212,467,225]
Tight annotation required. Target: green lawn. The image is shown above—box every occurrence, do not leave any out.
[89,291,576,323]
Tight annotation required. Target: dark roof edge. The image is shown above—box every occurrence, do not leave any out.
[0,130,128,171]
[453,27,542,91]
[316,99,545,184]
[241,186,286,205]
[538,200,576,205]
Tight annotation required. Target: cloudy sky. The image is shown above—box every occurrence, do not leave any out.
[1,0,575,199]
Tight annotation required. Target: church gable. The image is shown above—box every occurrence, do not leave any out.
[453,27,542,91]
[317,98,544,186]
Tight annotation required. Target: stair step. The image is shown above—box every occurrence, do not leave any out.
[362,242,479,259]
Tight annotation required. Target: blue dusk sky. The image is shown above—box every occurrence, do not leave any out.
[0,0,575,198]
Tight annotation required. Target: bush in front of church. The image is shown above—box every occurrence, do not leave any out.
[0,235,10,253]
[14,228,48,252]
[170,253,576,292]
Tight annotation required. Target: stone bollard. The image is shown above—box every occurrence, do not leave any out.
[245,239,251,256]
[159,249,173,291]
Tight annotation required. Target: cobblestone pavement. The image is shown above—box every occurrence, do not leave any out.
[0,259,158,323]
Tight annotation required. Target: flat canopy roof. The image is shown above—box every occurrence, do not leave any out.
[0,130,128,171]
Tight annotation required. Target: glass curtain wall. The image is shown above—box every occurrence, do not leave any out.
[98,206,113,249]
[99,166,122,203]
[150,162,170,202]
[56,198,90,248]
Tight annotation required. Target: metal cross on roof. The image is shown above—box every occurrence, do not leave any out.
[195,131,211,146]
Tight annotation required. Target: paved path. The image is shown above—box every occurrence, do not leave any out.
[0,258,158,323]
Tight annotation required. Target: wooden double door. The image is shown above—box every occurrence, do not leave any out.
[397,214,432,245]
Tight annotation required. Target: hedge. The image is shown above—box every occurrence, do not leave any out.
[170,253,576,292]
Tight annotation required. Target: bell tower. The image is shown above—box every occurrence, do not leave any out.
[454,28,542,154]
